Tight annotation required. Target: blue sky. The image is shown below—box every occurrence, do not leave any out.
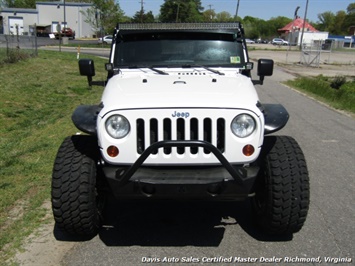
[119,0,354,22]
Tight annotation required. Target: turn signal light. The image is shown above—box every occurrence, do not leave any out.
[107,146,119,157]
[243,145,254,156]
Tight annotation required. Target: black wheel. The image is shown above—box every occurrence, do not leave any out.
[51,135,102,236]
[252,136,310,235]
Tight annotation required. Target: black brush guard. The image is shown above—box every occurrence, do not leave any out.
[102,140,260,200]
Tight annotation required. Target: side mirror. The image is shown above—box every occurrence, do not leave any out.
[257,59,274,85]
[79,59,95,87]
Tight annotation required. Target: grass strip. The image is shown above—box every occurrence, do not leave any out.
[285,75,355,114]
[0,50,106,261]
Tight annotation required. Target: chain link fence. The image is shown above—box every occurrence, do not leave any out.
[0,29,38,64]
[300,39,355,67]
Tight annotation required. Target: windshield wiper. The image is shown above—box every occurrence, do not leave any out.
[182,64,225,76]
[149,67,169,75]
[121,65,168,75]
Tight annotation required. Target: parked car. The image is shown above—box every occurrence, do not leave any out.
[98,35,113,44]
[255,39,269,44]
[272,38,289,46]
[322,39,334,50]
[245,38,255,44]
[53,27,75,40]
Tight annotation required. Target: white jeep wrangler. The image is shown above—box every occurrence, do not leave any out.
[51,23,309,237]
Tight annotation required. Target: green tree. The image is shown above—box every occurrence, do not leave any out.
[268,16,292,33]
[82,0,126,36]
[344,3,355,34]
[3,0,93,8]
[159,0,204,22]
[202,9,216,22]
[333,11,347,35]
[317,11,335,32]
[347,2,355,13]
[316,5,355,35]
[215,11,233,22]
[243,16,259,25]
[265,16,292,38]
[242,17,259,39]
[131,10,155,23]
[4,0,35,8]
[255,19,273,39]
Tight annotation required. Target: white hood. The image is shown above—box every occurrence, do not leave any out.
[100,70,260,115]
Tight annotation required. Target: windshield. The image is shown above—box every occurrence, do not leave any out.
[114,31,245,68]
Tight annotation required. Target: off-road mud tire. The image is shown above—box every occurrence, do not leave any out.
[252,136,310,235]
[51,135,101,236]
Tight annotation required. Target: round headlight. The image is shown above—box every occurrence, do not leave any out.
[105,115,130,139]
[231,114,256,138]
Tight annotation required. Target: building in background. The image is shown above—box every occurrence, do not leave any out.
[278,18,328,46]
[0,1,95,38]
[0,8,37,35]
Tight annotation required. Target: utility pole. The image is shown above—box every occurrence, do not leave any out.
[208,4,213,21]
[286,6,300,63]
[139,0,144,23]
[235,0,240,19]
[175,1,180,22]
[63,0,66,28]
[299,0,309,50]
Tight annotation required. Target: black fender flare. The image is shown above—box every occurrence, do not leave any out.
[71,104,102,135]
[262,103,289,135]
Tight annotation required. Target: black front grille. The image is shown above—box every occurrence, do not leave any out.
[136,118,225,155]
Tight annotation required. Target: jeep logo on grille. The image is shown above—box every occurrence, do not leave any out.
[172,111,190,118]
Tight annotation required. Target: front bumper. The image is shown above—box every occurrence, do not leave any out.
[102,140,259,200]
